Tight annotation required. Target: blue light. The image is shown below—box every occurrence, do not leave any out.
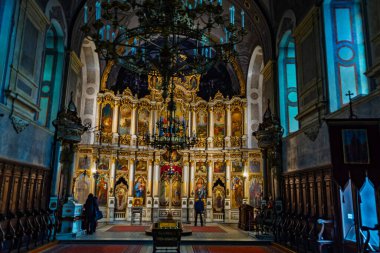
[278,30,299,136]
[360,178,379,248]
[323,0,368,112]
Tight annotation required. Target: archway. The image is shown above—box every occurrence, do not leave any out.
[246,46,264,148]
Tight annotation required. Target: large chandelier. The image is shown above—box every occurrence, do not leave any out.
[81,0,246,98]
[144,80,198,150]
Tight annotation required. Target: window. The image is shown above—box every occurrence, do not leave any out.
[38,25,64,128]
[278,30,299,136]
[323,0,368,112]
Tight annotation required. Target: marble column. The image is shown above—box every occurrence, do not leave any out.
[129,159,135,196]
[207,162,213,198]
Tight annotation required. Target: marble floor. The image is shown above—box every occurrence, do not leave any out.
[57,222,270,245]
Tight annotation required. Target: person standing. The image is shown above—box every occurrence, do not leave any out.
[84,193,96,234]
[194,198,204,226]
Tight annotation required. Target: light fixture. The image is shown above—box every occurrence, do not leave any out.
[144,79,198,150]
[81,0,246,99]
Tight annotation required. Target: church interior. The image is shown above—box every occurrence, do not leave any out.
[0,0,379,252]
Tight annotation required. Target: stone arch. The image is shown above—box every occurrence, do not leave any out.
[80,38,101,144]
[275,9,296,57]
[246,46,264,148]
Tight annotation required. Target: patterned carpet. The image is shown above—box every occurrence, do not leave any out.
[41,244,143,253]
[192,245,287,253]
[106,225,226,233]
[183,226,226,233]
[106,225,148,232]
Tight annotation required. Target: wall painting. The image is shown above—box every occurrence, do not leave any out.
[195,177,207,200]
[212,185,225,213]
[115,182,128,211]
[231,176,244,208]
[232,161,243,173]
[231,109,243,136]
[196,110,208,138]
[249,178,262,208]
[96,174,108,206]
[101,104,113,133]
[138,109,150,136]
[214,161,225,174]
[133,176,146,204]
[74,174,91,204]
[214,110,225,137]
[119,106,132,135]
[195,162,207,174]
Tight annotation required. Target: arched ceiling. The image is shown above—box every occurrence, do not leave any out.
[69,0,273,98]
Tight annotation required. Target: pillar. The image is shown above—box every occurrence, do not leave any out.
[208,107,214,148]
[262,149,268,201]
[226,105,231,147]
[65,145,77,199]
[108,158,116,222]
[49,140,63,210]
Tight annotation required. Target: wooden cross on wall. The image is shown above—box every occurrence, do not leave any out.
[346,90,357,119]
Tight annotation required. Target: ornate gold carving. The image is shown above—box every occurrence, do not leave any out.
[119,135,131,145]
[213,136,224,148]
[230,136,242,147]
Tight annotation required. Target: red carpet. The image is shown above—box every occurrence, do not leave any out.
[192,245,287,253]
[43,244,142,253]
[106,225,148,232]
[184,226,226,233]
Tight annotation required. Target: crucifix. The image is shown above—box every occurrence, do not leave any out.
[346,90,357,119]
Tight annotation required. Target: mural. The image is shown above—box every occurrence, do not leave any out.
[117,159,129,172]
[115,183,128,211]
[136,160,147,172]
[172,175,182,207]
[101,104,113,133]
[231,176,244,208]
[232,161,243,173]
[74,174,91,204]
[195,177,207,200]
[196,110,208,138]
[249,178,262,207]
[231,109,242,136]
[249,160,261,173]
[212,185,225,213]
[133,176,146,203]
[196,162,207,174]
[138,109,150,136]
[214,110,225,137]
[119,106,132,135]
[214,161,225,173]
[159,174,170,207]
[162,149,182,163]
[98,157,109,170]
[78,156,91,170]
[96,174,108,206]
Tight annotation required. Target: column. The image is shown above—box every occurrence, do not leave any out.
[49,140,63,210]
[262,149,268,201]
[243,104,248,147]
[153,164,159,197]
[207,162,213,198]
[65,145,77,199]
[131,104,137,137]
[129,159,135,196]
[208,108,214,148]
[183,163,189,197]
[226,105,231,148]
[96,99,102,144]
[112,100,119,143]
[147,159,153,221]
[108,158,116,221]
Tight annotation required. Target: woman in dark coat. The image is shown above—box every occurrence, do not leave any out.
[84,193,96,234]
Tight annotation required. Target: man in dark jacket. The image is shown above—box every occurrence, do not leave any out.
[194,198,204,226]
[84,193,96,234]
